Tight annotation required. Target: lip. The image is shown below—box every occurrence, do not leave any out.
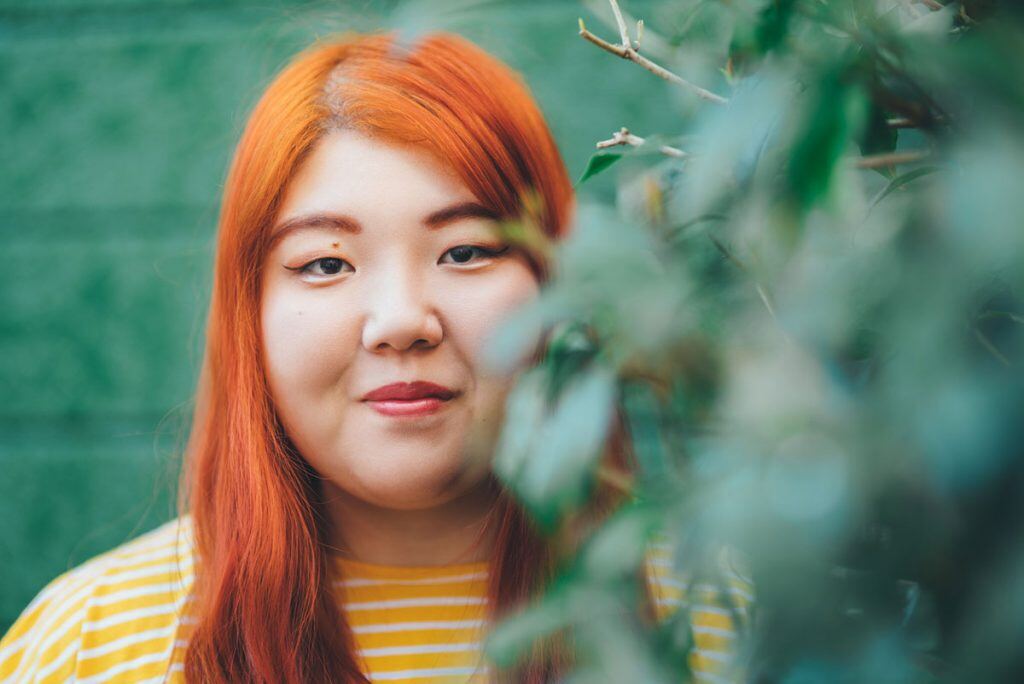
[362,381,458,402]
[362,381,459,418]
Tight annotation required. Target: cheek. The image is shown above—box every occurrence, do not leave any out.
[443,262,540,366]
[260,285,359,408]
[442,264,540,459]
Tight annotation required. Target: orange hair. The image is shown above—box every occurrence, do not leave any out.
[179,31,583,682]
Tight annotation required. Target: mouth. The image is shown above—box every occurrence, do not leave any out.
[361,381,460,418]
[365,396,455,418]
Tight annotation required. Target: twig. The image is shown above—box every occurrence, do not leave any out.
[887,114,948,129]
[886,117,917,129]
[707,233,746,271]
[608,0,631,48]
[578,13,728,105]
[855,150,930,169]
[596,127,688,158]
[756,284,777,320]
[977,310,1024,325]
[707,233,778,321]
[919,0,944,10]
[597,465,634,495]
[583,0,672,59]
[974,328,1011,367]
[597,127,646,149]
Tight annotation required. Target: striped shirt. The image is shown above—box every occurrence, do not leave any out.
[0,517,752,682]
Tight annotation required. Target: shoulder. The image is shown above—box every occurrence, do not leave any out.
[645,543,755,682]
[0,516,195,683]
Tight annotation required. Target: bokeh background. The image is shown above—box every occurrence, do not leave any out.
[0,0,674,631]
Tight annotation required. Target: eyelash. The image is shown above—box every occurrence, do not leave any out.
[441,244,511,265]
[285,244,511,279]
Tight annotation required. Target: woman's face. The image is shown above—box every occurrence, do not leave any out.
[261,129,540,512]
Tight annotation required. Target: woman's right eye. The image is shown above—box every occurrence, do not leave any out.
[286,257,354,278]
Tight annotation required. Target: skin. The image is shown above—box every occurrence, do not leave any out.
[260,129,540,566]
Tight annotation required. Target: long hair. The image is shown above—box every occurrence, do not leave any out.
[179,31,621,682]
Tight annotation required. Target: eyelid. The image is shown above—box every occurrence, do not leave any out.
[439,244,511,265]
[284,256,354,278]
[282,243,511,279]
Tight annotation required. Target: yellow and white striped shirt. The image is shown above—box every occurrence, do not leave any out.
[0,517,752,682]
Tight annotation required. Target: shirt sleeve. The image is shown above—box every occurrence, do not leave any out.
[0,568,92,683]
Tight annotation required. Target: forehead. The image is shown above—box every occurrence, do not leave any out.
[275,129,479,225]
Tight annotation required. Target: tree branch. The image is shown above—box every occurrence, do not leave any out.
[886,115,948,129]
[707,233,778,321]
[887,117,918,129]
[855,150,930,169]
[975,328,1011,367]
[583,0,672,59]
[578,12,728,105]
[608,0,632,48]
[597,465,634,495]
[596,127,688,158]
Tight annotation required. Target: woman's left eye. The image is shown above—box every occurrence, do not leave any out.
[440,245,510,265]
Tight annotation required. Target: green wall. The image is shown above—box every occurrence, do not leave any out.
[0,0,677,631]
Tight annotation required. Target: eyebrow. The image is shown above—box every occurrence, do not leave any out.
[269,201,499,243]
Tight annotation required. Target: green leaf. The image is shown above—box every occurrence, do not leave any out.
[581,503,660,580]
[869,166,942,210]
[493,365,618,528]
[543,319,601,402]
[754,0,797,54]
[576,152,623,185]
[484,588,572,667]
[620,382,670,481]
[788,78,868,210]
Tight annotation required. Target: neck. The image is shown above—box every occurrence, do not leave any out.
[322,479,500,567]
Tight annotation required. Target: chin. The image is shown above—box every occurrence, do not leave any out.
[340,457,487,512]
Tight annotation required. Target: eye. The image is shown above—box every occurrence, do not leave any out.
[440,244,510,265]
[286,257,354,278]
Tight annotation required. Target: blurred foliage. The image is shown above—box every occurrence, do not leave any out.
[486,0,1024,681]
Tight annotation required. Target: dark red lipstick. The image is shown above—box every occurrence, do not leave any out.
[362,381,458,417]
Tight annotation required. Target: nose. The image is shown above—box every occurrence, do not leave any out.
[360,267,444,353]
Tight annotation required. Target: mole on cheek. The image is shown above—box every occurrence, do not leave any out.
[332,242,339,248]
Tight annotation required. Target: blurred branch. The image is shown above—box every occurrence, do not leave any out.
[974,328,1011,367]
[887,115,948,129]
[977,311,1024,325]
[887,118,914,128]
[596,127,688,158]
[855,150,931,169]
[597,465,634,495]
[707,233,777,320]
[578,6,728,105]
[919,0,945,10]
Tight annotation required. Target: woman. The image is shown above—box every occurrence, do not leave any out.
[0,31,750,683]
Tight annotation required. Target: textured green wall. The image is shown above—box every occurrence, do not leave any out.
[0,0,676,631]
